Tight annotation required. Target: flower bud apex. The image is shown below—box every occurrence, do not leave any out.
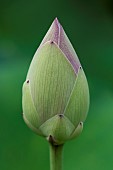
[22,18,89,145]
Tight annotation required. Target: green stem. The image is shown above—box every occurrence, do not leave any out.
[49,143,64,170]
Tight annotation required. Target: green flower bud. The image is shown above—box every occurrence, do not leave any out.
[22,18,89,145]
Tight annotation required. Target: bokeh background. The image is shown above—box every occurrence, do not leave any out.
[0,0,113,169]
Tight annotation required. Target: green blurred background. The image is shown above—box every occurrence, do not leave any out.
[0,0,113,169]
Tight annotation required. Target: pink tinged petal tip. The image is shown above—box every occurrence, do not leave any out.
[40,18,81,74]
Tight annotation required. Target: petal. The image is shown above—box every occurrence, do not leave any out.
[27,41,76,125]
[69,122,83,140]
[40,18,80,74]
[39,114,75,144]
[64,67,89,127]
[22,81,42,135]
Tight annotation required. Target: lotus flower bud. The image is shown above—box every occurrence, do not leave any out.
[22,18,89,145]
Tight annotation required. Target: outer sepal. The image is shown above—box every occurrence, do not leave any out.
[39,114,75,145]
[22,80,42,135]
[69,122,83,140]
[64,67,89,127]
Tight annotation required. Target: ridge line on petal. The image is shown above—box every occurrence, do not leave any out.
[57,19,61,46]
